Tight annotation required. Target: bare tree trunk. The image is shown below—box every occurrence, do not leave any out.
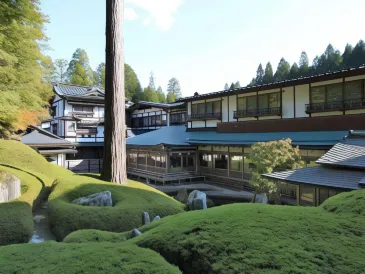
[101,0,127,184]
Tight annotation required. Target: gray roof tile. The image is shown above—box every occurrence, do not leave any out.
[54,83,104,98]
[22,126,73,147]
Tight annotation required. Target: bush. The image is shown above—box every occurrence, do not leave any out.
[0,166,42,245]
[321,189,365,216]
[64,229,129,243]
[0,242,181,274]
[48,174,184,240]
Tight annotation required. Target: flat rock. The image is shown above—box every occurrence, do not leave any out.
[72,191,112,207]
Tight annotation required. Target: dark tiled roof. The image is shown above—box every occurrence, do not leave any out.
[126,125,348,147]
[177,65,365,101]
[127,101,185,110]
[22,127,73,147]
[54,83,105,98]
[316,143,365,169]
[39,149,77,154]
[263,166,364,190]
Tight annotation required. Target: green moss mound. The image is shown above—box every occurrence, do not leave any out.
[48,174,184,240]
[64,229,129,243]
[321,189,365,216]
[0,242,181,274]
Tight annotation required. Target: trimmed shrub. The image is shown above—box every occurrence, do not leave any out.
[0,242,181,274]
[64,229,129,243]
[48,174,184,240]
[321,189,365,216]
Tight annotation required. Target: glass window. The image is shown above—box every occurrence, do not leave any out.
[128,153,137,164]
[199,153,212,168]
[247,96,257,110]
[214,154,228,169]
[155,115,161,126]
[137,153,146,165]
[67,122,76,132]
[327,84,342,101]
[311,86,326,103]
[345,81,362,100]
[230,155,243,171]
[213,101,220,113]
[73,105,82,112]
[243,154,256,173]
[147,154,157,166]
[143,117,149,127]
[192,104,198,115]
[206,102,212,114]
[237,97,246,111]
[319,188,329,205]
[258,94,268,109]
[269,93,280,108]
[83,106,93,112]
[300,185,314,206]
[170,154,181,168]
[198,103,205,114]
[156,155,166,168]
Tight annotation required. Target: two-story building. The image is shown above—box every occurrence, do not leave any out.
[126,66,365,202]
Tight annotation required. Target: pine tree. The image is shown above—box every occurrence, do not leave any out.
[224,83,229,90]
[167,78,182,98]
[234,81,241,88]
[229,83,235,90]
[156,86,166,103]
[255,64,264,84]
[148,71,156,90]
[53,59,68,82]
[298,51,309,76]
[125,64,142,101]
[96,63,106,88]
[316,44,342,73]
[166,92,176,103]
[274,58,290,82]
[348,40,365,67]
[262,62,274,84]
[0,0,53,137]
[67,49,94,86]
[290,62,299,79]
[342,43,353,68]
[144,87,158,102]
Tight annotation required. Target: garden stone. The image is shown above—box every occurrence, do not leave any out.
[132,228,142,237]
[255,193,268,204]
[72,191,112,207]
[153,216,161,221]
[176,188,188,203]
[187,190,207,210]
[142,212,150,225]
[0,172,21,203]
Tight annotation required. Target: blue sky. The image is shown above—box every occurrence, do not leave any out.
[41,0,365,97]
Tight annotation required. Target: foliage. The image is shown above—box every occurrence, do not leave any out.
[262,62,274,83]
[148,71,156,90]
[66,48,94,85]
[72,197,365,274]
[0,242,181,274]
[321,189,365,216]
[314,44,342,74]
[53,59,68,82]
[224,83,229,90]
[255,63,264,84]
[248,139,303,198]
[0,0,53,137]
[143,86,159,102]
[48,174,184,240]
[274,58,290,82]
[166,91,176,103]
[167,77,182,99]
[95,62,106,88]
[289,62,299,79]
[299,51,309,76]
[156,86,166,102]
[125,64,143,101]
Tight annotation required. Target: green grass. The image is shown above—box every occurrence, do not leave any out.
[0,242,181,274]
[66,191,365,274]
[48,174,184,241]
[321,189,365,216]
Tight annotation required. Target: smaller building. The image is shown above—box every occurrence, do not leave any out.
[264,131,365,206]
[21,126,77,166]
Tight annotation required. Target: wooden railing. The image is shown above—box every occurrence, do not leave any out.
[305,98,365,113]
[187,112,222,121]
[233,107,281,118]
[65,159,102,173]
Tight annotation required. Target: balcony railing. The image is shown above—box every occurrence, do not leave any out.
[187,112,222,121]
[71,111,95,118]
[170,116,186,125]
[233,107,281,119]
[306,98,365,113]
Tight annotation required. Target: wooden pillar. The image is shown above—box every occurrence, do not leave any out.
[293,85,296,118]
[296,184,300,205]
[342,77,345,115]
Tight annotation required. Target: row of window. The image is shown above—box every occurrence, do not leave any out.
[132,115,167,128]
[128,152,195,170]
[237,92,280,111]
[311,80,363,104]
[191,101,221,115]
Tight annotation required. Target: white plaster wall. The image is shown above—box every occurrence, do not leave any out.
[345,75,365,82]
[66,121,76,137]
[295,84,309,118]
[97,126,104,137]
[57,100,64,117]
[345,109,365,115]
[188,122,192,128]
[258,88,280,95]
[312,111,343,117]
[57,153,66,167]
[187,102,191,115]
[282,86,294,118]
[213,146,228,152]
[192,121,205,128]
[237,91,256,98]
[238,117,256,121]
[311,79,342,86]
[64,102,73,116]
[41,122,50,129]
[221,96,228,122]
[132,107,164,115]
[206,120,218,127]
[228,95,237,122]
[258,116,280,120]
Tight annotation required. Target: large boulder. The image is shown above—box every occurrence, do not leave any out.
[255,193,268,204]
[0,172,21,203]
[153,215,161,221]
[175,188,188,203]
[132,228,142,237]
[187,190,207,210]
[72,191,112,207]
[142,212,150,225]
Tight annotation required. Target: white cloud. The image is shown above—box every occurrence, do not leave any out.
[143,18,151,26]
[125,8,138,21]
[126,0,183,30]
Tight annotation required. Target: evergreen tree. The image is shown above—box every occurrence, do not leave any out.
[167,77,182,98]
[248,78,257,86]
[156,86,166,103]
[53,59,68,82]
[229,83,235,89]
[348,40,365,67]
[166,92,176,103]
[234,81,241,88]
[341,44,353,68]
[148,71,156,90]
[298,51,309,76]
[311,56,320,74]
[262,62,274,84]
[0,0,53,137]
[274,58,290,82]
[67,48,94,85]
[316,44,342,73]
[125,64,142,101]
[255,64,264,84]
[290,62,299,79]
[224,83,229,90]
[96,63,106,88]
[143,87,158,102]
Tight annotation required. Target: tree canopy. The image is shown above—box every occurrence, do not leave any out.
[167,77,182,99]
[0,0,53,137]
[67,48,94,86]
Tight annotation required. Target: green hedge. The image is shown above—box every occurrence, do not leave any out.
[0,242,181,274]
[0,166,42,245]
[321,189,365,216]
[48,174,184,241]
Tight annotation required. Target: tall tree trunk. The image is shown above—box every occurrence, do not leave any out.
[101,0,127,184]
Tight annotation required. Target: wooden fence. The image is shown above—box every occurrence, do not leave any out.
[65,159,103,173]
